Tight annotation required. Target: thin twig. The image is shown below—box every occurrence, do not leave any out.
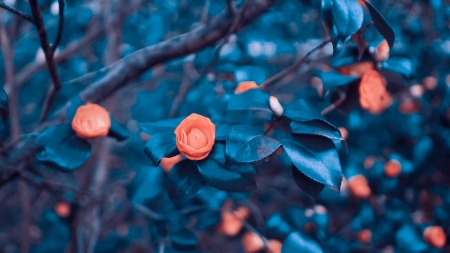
[51,0,66,52]
[27,0,64,122]
[259,39,332,90]
[321,94,346,116]
[169,64,192,117]
[0,3,35,23]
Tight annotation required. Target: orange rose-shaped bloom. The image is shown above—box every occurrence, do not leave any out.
[336,61,375,77]
[174,113,215,160]
[384,159,402,178]
[160,154,182,173]
[235,81,259,94]
[359,70,392,114]
[348,175,371,199]
[423,226,446,248]
[72,103,111,139]
[374,40,390,62]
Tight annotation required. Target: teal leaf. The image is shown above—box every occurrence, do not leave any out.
[292,165,325,198]
[35,124,91,172]
[281,136,342,188]
[331,0,364,39]
[196,142,256,192]
[382,58,415,78]
[108,119,131,141]
[170,228,198,251]
[226,124,281,163]
[226,89,273,124]
[140,118,184,136]
[131,166,164,205]
[290,120,343,142]
[313,69,359,91]
[365,1,395,48]
[143,132,179,166]
[166,159,206,202]
[65,96,83,122]
[281,232,324,253]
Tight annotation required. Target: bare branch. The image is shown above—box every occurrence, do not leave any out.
[51,0,66,53]
[0,2,35,23]
[259,39,332,90]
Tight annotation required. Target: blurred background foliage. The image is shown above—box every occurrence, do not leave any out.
[1,0,450,252]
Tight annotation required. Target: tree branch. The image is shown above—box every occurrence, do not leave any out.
[0,3,35,23]
[259,39,332,90]
[51,0,66,53]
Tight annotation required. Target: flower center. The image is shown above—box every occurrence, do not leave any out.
[187,127,207,150]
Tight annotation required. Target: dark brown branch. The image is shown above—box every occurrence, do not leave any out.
[0,3,35,23]
[28,0,64,122]
[259,39,332,90]
[51,0,66,53]
[321,93,346,116]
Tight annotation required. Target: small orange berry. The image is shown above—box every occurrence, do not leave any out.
[242,232,264,253]
[338,127,348,140]
[55,202,71,218]
[235,81,259,94]
[423,226,446,248]
[364,156,376,169]
[423,76,437,90]
[374,40,390,62]
[348,175,371,199]
[357,229,372,243]
[384,160,402,178]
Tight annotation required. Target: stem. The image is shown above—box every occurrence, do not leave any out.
[0,3,35,23]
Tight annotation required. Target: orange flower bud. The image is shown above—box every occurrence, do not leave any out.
[174,113,215,160]
[338,127,348,140]
[242,232,264,253]
[359,70,392,114]
[348,175,371,199]
[423,226,446,248]
[235,81,259,94]
[423,76,437,90]
[219,206,250,236]
[384,159,401,178]
[357,229,372,243]
[374,40,390,62]
[55,202,71,218]
[160,155,182,173]
[72,103,111,139]
[336,61,375,77]
[267,240,282,253]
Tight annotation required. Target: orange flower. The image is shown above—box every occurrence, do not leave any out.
[55,202,71,218]
[384,159,401,178]
[235,81,259,94]
[267,240,282,253]
[160,154,182,173]
[218,206,250,236]
[348,175,371,199]
[423,226,446,248]
[357,229,372,243]
[174,113,215,160]
[374,40,390,62]
[336,61,375,77]
[242,232,264,253]
[359,70,392,114]
[72,103,111,139]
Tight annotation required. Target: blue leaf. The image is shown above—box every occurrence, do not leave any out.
[266,213,292,239]
[395,224,429,252]
[364,1,395,48]
[226,89,273,124]
[281,136,342,188]
[65,96,83,122]
[36,124,91,172]
[143,132,179,165]
[166,159,206,202]
[381,58,415,78]
[226,124,281,163]
[292,165,325,198]
[331,0,364,39]
[281,232,324,253]
[290,120,344,142]
[314,69,359,91]
[131,167,165,205]
[170,228,198,251]
[140,118,184,136]
[108,119,131,141]
[196,142,256,192]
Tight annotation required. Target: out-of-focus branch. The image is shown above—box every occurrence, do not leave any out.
[28,0,64,122]
[0,13,20,139]
[321,93,346,116]
[51,0,66,52]
[0,3,35,23]
[259,39,332,90]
